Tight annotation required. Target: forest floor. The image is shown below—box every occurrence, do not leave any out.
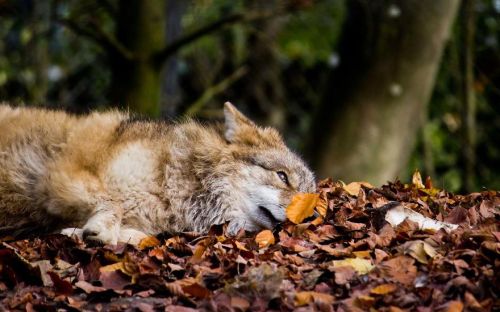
[0,174,498,311]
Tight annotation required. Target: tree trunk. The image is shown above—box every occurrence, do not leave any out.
[460,0,476,192]
[109,0,166,116]
[306,0,459,185]
[28,1,50,105]
[160,0,187,118]
[240,0,286,130]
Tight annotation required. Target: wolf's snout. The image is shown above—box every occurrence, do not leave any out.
[258,206,283,225]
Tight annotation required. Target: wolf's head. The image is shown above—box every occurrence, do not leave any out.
[222,102,316,235]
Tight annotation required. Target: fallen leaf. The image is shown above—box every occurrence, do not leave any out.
[100,262,124,273]
[378,256,417,286]
[370,283,397,295]
[401,240,438,264]
[355,295,375,308]
[190,238,210,263]
[385,205,458,232]
[446,300,464,312]
[343,182,374,196]
[230,296,250,310]
[331,257,374,274]
[316,197,328,217]
[75,280,106,293]
[294,291,334,306]
[234,241,248,251]
[352,250,371,258]
[412,170,425,189]
[47,271,73,296]
[182,282,210,299]
[255,230,275,248]
[286,193,319,224]
[138,236,161,250]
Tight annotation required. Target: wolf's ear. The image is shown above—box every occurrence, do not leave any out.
[223,102,256,142]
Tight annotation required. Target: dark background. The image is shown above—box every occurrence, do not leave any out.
[0,0,499,192]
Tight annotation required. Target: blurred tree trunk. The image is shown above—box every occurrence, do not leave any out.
[28,1,50,104]
[460,0,476,192]
[109,0,166,116]
[306,0,459,185]
[241,0,286,130]
[160,0,187,118]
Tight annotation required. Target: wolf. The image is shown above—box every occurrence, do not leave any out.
[0,102,315,244]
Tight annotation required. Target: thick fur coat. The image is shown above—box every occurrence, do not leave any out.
[0,102,315,244]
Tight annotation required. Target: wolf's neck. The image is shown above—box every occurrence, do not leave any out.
[161,121,233,232]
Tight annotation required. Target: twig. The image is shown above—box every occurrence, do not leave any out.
[57,18,135,60]
[154,8,286,65]
[184,66,248,117]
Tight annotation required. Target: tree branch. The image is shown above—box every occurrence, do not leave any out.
[57,17,135,60]
[154,8,285,65]
[184,66,248,117]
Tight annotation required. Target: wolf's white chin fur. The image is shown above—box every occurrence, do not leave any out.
[227,184,286,233]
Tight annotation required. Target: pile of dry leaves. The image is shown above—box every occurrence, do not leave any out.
[0,173,498,311]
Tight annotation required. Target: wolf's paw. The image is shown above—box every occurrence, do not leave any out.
[61,227,84,240]
[226,218,261,236]
[118,228,149,245]
[82,217,120,245]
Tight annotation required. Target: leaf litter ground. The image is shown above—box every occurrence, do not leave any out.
[0,175,498,311]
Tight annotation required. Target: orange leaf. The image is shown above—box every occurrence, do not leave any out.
[255,230,275,248]
[286,193,319,224]
[311,216,324,226]
[446,300,464,312]
[182,282,210,299]
[138,236,161,250]
[234,241,249,251]
[370,283,398,295]
[295,291,334,306]
[190,238,209,263]
[343,182,373,196]
[316,197,328,217]
[352,250,371,259]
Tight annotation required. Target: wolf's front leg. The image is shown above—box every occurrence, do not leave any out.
[61,227,147,245]
[81,201,122,245]
[41,163,124,245]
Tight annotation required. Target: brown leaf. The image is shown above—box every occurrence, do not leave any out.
[230,296,250,310]
[75,280,106,293]
[255,230,275,248]
[401,240,438,264]
[47,271,73,296]
[138,236,161,250]
[343,182,374,196]
[378,256,417,286]
[99,270,130,290]
[286,193,320,224]
[190,238,210,264]
[182,282,210,299]
[294,291,334,306]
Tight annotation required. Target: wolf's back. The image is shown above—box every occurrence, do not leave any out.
[0,105,126,234]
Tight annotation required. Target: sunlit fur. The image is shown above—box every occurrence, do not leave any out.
[0,102,315,244]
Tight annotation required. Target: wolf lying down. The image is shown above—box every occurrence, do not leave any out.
[0,102,315,245]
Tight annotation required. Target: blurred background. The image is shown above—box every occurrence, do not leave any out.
[0,0,499,192]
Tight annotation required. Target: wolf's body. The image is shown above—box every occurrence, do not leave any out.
[0,103,315,244]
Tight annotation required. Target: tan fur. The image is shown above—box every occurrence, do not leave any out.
[0,102,315,244]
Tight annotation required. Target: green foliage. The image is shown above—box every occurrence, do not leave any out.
[278,0,345,66]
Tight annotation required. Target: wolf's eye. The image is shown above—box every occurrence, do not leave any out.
[276,171,289,186]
